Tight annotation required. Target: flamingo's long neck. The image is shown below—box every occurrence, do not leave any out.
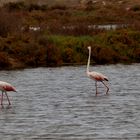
[87,47,91,73]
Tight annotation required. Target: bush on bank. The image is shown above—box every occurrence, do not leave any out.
[0,28,140,69]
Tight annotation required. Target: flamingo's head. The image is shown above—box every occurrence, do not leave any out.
[87,46,91,50]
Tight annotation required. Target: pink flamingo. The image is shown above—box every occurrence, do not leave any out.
[86,46,109,95]
[0,81,16,105]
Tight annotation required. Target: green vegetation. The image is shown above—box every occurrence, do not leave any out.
[0,1,140,69]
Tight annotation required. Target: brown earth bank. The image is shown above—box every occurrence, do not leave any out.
[0,0,140,69]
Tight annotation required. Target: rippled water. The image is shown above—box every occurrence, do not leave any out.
[0,64,140,140]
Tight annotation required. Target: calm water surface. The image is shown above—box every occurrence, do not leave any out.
[0,64,140,140]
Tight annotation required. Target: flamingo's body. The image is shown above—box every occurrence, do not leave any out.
[87,46,109,95]
[0,81,16,105]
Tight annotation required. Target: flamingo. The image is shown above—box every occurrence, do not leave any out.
[86,46,109,95]
[0,81,16,105]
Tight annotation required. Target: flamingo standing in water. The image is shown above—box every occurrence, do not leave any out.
[0,81,16,105]
[86,46,109,95]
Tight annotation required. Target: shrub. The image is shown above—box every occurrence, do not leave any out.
[0,10,21,37]
[46,45,62,66]
[0,52,11,68]
[131,5,140,12]
[38,36,49,46]
[91,45,120,64]
[50,5,67,10]
[4,2,26,11]
[133,48,140,61]
[62,48,74,63]
[28,4,48,11]
[85,0,94,11]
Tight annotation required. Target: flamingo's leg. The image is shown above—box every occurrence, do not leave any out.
[101,81,109,94]
[95,81,98,96]
[5,92,11,105]
[1,91,4,105]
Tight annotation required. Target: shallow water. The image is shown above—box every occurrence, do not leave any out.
[0,64,140,140]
